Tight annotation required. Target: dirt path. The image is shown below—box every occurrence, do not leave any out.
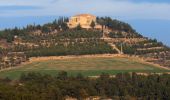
[28,54,125,63]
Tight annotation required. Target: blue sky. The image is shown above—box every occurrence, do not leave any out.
[0,0,170,46]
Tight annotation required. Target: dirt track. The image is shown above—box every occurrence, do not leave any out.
[29,54,123,62]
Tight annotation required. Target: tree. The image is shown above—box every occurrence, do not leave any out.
[76,24,82,30]
[90,21,96,29]
[42,26,50,33]
[57,71,68,80]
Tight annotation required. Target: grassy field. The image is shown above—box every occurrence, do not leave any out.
[0,57,169,79]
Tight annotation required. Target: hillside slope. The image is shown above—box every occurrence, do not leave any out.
[0,17,170,70]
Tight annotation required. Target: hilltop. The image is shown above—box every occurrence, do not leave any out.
[0,14,170,72]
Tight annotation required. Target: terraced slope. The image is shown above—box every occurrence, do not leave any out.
[0,16,170,73]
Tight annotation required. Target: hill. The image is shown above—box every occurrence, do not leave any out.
[0,15,170,75]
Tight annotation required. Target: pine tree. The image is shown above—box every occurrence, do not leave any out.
[90,21,96,29]
[76,24,82,30]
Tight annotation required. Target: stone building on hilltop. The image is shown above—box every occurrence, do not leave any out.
[67,14,102,29]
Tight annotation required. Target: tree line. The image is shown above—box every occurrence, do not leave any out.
[25,40,117,57]
[0,72,169,100]
[0,17,69,42]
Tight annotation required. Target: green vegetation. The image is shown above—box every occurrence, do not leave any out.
[9,29,116,57]
[25,40,116,57]
[0,17,69,42]
[0,16,142,43]
[97,17,142,36]
[0,16,170,99]
[115,39,168,55]
[0,72,170,99]
[0,15,170,75]
[90,20,96,29]
[57,29,102,38]
[0,57,168,79]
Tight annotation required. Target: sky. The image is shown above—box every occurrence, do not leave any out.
[0,0,170,46]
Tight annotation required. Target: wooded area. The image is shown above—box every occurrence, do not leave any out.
[0,72,169,100]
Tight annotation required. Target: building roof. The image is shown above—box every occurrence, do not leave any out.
[73,14,96,18]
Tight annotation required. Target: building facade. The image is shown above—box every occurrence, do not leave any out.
[67,14,102,29]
